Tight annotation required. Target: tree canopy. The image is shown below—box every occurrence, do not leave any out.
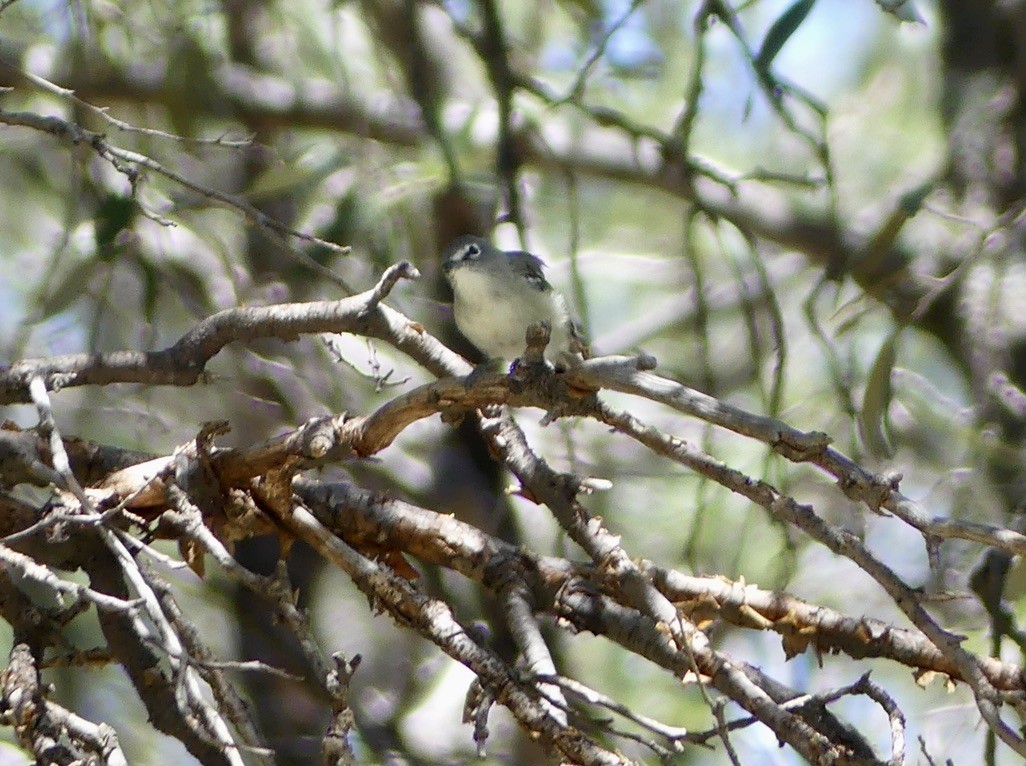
[3,0,1026,764]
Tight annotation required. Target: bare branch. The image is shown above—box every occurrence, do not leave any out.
[496,573,568,726]
[590,398,1026,756]
[1,261,420,404]
[1,644,129,766]
[7,64,253,147]
[0,542,143,615]
[281,502,630,765]
[161,483,359,764]
[297,477,1026,693]
[569,359,1026,557]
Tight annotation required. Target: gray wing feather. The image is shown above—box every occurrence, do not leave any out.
[508,251,551,291]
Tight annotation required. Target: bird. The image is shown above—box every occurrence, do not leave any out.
[441,235,588,370]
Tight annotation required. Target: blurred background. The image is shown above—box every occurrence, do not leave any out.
[3,0,1026,763]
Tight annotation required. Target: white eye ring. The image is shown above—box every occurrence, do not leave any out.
[464,243,481,258]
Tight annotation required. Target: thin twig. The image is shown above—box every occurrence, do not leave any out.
[0,108,352,291]
[8,65,253,147]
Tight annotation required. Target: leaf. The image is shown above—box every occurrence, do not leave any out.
[756,0,818,72]
[865,181,934,261]
[36,259,102,320]
[898,179,934,215]
[135,256,160,324]
[859,329,901,459]
[179,538,206,579]
[164,261,215,316]
[94,194,136,260]
[245,150,349,201]
[1001,554,1026,602]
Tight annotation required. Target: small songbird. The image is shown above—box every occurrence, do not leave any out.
[441,235,588,369]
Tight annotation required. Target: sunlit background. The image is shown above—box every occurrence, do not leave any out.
[5,0,1024,762]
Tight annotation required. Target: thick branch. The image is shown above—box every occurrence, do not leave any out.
[279,504,629,766]
[297,478,1026,692]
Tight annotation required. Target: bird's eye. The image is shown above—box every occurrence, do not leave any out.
[465,243,481,258]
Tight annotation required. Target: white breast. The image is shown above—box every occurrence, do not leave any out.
[449,267,573,362]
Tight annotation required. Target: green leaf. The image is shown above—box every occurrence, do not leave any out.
[898,180,934,215]
[756,0,818,72]
[865,180,934,260]
[859,329,901,459]
[164,261,216,316]
[94,194,136,260]
[135,257,160,324]
[246,150,349,201]
[36,260,101,320]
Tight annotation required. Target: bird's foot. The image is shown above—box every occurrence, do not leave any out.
[510,355,554,383]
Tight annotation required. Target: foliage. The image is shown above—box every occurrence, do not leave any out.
[2,0,1026,764]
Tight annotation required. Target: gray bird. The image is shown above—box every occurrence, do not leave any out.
[441,235,588,369]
